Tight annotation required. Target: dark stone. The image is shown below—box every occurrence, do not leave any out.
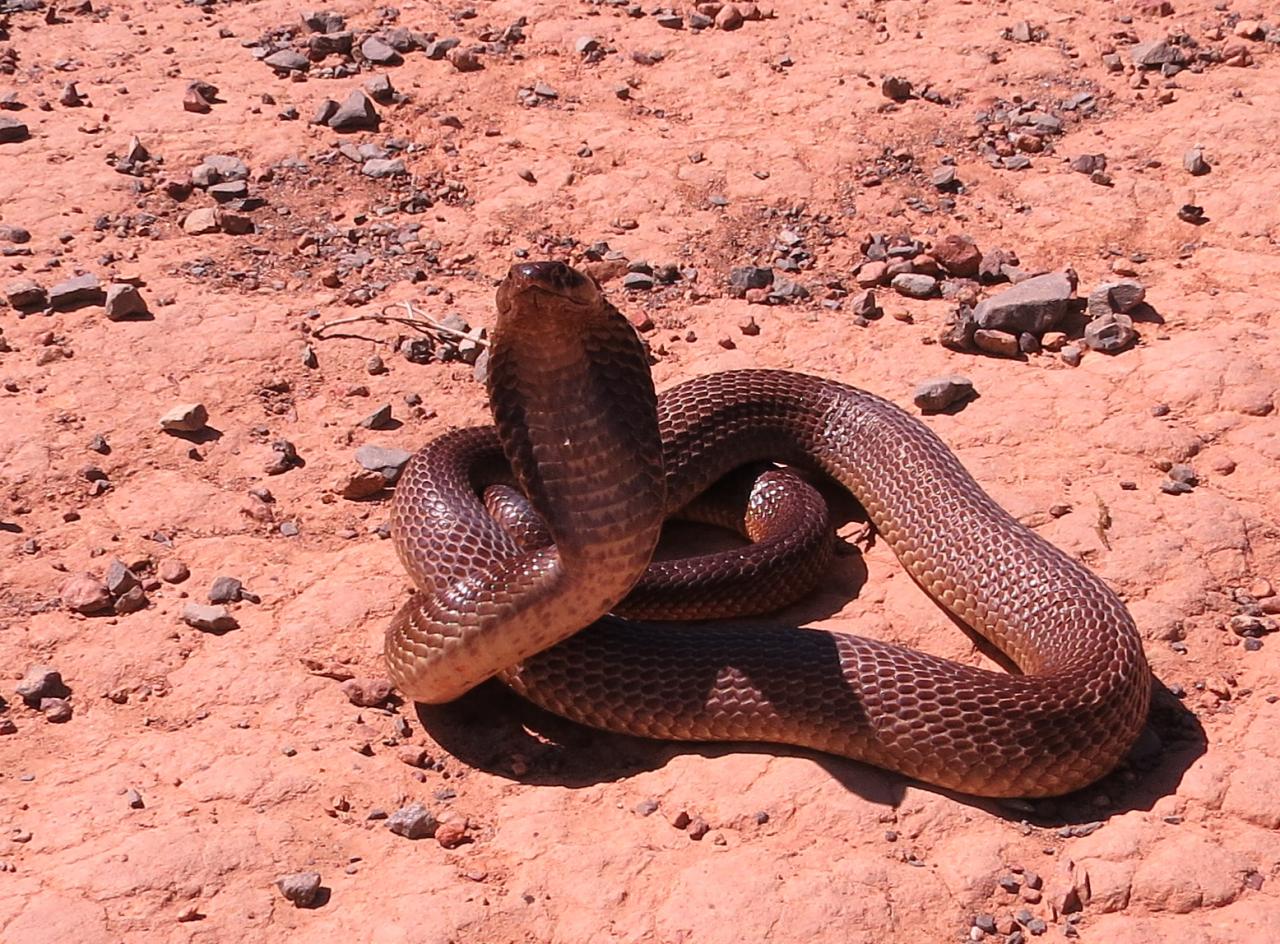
[328,90,379,131]
[972,271,1075,334]
[48,273,105,310]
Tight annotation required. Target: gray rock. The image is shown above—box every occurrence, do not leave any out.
[849,289,881,319]
[1093,279,1145,314]
[302,10,345,32]
[302,9,345,32]
[5,278,46,309]
[208,576,243,604]
[191,154,249,187]
[48,273,106,310]
[930,166,959,191]
[1083,312,1136,354]
[364,73,395,103]
[1130,39,1183,69]
[728,266,773,296]
[361,157,406,178]
[160,402,209,432]
[105,559,140,596]
[881,76,913,101]
[422,38,461,59]
[972,271,1075,334]
[1183,148,1209,176]
[0,225,32,243]
[277,871,323,908]
[360,405,394,430]
[361,36,402,65]
[768,278,809,302]
[182,603,238,633]
[16,666,67,707]
[264,49,310,73]
[387,803,437,839]
[310,31,354,57]
[1061,345,1082,366]
[104,283,148,321]
[913,375,974,413]
[890,273,938,299]
[209,180,249,202]
[42,698,73,723]
[622,272,655,291]
[328,90,379,131]
[355,445,413,482]
[0,116,29,144]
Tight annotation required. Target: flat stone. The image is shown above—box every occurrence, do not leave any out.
[208,180,249,202]
[341,469,388,499]
[182,603,238,633]
[5,278,46,308]
[362,157,406,178]
[1084,311,1136,354]
[48,273,105,310]
[622,272,655,291]
[104,283,148,321]
[913,375,974,413]
[328,90,379,131]
[361,36,402,65]
[264,49,310,73]
[973,328,1022,357]
[891,273,938,299]
[973,270,1075,335]
[355,445,413,482]
[182,208,221,235]
[160,402,209,432]
[340,677,393,707]
[0,116,29,144]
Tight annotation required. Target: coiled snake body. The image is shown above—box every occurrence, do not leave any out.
[387,261,1151,797]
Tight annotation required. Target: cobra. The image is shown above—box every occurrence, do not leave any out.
[385,260,1151,798]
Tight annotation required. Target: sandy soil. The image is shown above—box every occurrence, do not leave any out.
[2,0,1279,941]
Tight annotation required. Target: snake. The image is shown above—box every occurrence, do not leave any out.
[386,260,1151,798]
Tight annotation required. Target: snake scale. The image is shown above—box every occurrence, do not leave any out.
[385,261,1151,797]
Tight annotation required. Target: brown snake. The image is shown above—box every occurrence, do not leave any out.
[386,261,1151,797]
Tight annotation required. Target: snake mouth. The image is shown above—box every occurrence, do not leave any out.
[498,261,603,316]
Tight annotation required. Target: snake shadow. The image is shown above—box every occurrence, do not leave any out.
[414,483,1206,823]
[416,666,1203,825]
